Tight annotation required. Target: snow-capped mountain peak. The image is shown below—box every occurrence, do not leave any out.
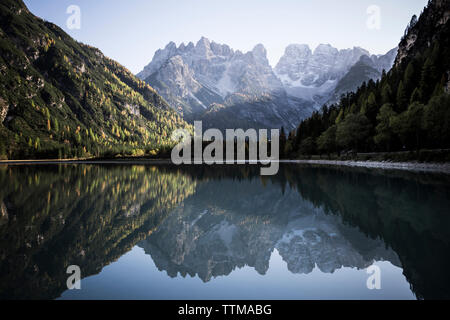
[137,39,396,130]
[274,44,382,107]
[138,38,280,100]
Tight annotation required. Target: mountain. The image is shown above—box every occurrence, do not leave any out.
[275,44,369,105]
[139,39,395,131]
[284,0,450,157]
[328,48,398,104]
[275,44,397,107]
[0,0,190,160]
[395,0,449,69]
[138,38,313,131]
[137,39,285,111]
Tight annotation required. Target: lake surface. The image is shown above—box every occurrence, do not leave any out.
[0,163,449,300]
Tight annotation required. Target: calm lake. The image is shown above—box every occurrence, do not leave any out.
[0,163,449,300]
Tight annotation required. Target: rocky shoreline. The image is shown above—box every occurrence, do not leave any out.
[285,160,450,174]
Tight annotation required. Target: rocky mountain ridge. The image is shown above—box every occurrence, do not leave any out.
[138,39,396,130]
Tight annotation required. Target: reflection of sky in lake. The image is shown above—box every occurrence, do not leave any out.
[60,247,415,300]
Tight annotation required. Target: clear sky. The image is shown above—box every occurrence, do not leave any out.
[24,0,429,74]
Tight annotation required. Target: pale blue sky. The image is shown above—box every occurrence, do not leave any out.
[24,0,428,74]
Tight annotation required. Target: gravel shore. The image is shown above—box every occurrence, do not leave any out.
[285,160,450,174]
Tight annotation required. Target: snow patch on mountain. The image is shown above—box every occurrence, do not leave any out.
[274,44,374,107]
[137,38,396,129]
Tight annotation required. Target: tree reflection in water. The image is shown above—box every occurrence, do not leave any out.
[0,164,449,299]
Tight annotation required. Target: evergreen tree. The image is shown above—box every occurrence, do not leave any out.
[0,140,6,160]
[374,104,397,151]
[336,114,372,151]
[403,61,416,98]
[423,94,450,148]
[410,87,422,104]
[396,80,408,112]
[317,125,337,156]
[53,118,59,132]
[391,102,425,150]
[381,83,393,105]
[420,42,440,102]
[365,92,378,122]
[299,137,316,155]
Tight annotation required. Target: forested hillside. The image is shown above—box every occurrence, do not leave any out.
[0,0,191,160]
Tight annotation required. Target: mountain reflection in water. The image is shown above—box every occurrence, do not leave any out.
[0,164,449,300]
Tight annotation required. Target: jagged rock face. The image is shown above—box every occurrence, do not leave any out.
[138,37,310,130]
[275,44,313,81]
[328,48,398,104]
[138,38,396,130]
[395,0,450,67]
[274,44,397,107]
[275,45,369,102]
[139,38,283,98]
[147,55,204,114]
[371,47,399,73]
[139,179,400,282]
